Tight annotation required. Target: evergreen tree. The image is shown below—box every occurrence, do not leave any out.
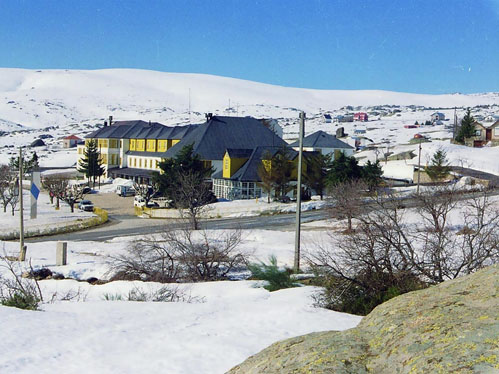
[152,144,214,207]
[425,149,451,181]
[326,153,362,186]
[361,160,383,191]
[455,108,476,144]
[303,152,332,200]
[78,140,105,187]
[271,147,295,199]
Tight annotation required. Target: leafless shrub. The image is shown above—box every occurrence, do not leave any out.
[327,179,368,231]
[308,187,499,314]
[108,225,248,282]
[0,254,43,310]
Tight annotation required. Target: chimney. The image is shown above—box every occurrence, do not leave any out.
[336,127,345,138]
[104,121,107,127]
[109,115,113,126]
[205,113,213,122]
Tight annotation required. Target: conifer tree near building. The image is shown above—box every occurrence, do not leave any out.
[455,108,476,144]
[78,139,105,187]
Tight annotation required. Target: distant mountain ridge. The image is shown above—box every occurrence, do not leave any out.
[0,68,499,130]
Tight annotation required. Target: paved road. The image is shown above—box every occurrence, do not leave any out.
[26,187,499,243]
[26,209,327,242]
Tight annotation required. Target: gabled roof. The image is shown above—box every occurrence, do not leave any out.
[323,114,332,120]
[163,116,288,160]
[64,135,82,140]
[289,130,353,149]
[213,146,297,182]
[226,148,253,159]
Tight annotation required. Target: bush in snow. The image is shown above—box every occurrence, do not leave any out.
[109,226,248,282]
[248,255,298,292]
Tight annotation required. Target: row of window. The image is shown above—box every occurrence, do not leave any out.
[129,157,161,170]
[129,139,180,152]
[212,179,262,200]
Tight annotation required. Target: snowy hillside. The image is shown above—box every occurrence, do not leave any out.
[1,68,499,131]
[0,68,498,174]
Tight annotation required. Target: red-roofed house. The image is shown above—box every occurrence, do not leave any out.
[353,112,369,121]
[63,135,82,148]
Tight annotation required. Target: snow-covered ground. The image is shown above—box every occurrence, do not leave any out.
[0,232,360,374]
[0,190,94,237]
[1,191,498,373]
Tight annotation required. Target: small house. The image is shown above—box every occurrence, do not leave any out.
[468,121,499,147]
[289,130,354,157]
[323,114,332,124]
[63,135,82,148]
[334,115,354,123]
[353,112,368,122]
[431,112,445,122]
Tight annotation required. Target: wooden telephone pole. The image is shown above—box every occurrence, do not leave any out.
[294,112,305,273]
[19,147,26,261]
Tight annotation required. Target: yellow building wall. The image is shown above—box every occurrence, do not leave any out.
[158,140,167,152]
[146,139,157,152]
[130,139,136,151]
[172,139,180,146]
[136,139,145,151]
[97,139,108,148]
[109,139,118,148]
[223,154,248,178]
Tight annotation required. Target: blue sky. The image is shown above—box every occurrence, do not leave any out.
[1,0,498,93]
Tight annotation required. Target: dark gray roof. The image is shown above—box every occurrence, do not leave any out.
[226,148,253,158]
[213,146,297,182]
[163,116,287,160]
[108,167,154,179]
[85,120,198,140]
[289,130,353,149]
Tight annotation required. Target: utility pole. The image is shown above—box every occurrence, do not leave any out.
[416,141,422,194]
[18,147,26,261]
[294,112,305,273]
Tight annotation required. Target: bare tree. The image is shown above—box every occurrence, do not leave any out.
[327,179,367,231]
[109,225,247,282]
[41,175,68,209]
[59,184,84,213]
[174,171,216,230]
[7,180,19,216]
[133,182,154,206]
[308,187,499,314]
[0,165,15,213]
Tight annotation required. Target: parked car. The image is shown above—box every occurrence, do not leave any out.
[134,196,159,208]
[78,200,94,211]
[117,185,135,197]
[82,186,92,194]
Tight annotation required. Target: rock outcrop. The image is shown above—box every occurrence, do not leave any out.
[228,265,499,374]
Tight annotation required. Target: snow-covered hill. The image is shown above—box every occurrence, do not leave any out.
[0,68,498,175]
[1,68,499,131]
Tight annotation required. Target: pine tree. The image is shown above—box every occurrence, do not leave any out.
[326,153,362,187]
[425,149,451,181]
[361,160,383,191]
[455,108,476,144]
[78,140,105,187]
[303,153,332,200]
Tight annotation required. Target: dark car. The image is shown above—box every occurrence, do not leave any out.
[78,200,94,212]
